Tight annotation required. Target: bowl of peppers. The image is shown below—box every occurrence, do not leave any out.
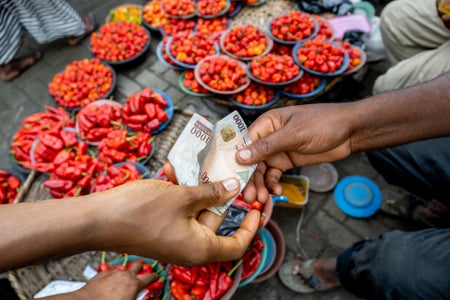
[0,169,24,204]
[169,260,242,300]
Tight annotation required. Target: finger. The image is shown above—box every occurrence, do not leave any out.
[127,262,143,275]
[185,178,240,212]
[236,130,289,166]
[211,210,261,261]
[265,168,284,195]
[137,272,159,290]
[197,209,228,232]
[253,163,269,204]
[162,161,178,184]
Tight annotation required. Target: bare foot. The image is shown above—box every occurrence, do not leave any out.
[0,51,42,82]
[67,12,95,46]
[312,258,340,288]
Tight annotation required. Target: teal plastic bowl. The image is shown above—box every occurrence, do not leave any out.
[238,231,268,287]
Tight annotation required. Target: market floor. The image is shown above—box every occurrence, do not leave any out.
[0,1,426,299]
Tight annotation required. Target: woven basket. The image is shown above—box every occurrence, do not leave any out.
[8,109,193,299]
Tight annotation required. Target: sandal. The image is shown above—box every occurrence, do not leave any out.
[278,259,336,293]
[67,12,95,46]
[0,51,42,82]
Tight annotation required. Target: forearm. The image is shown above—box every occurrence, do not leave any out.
[0,195,99,272]
[350,72,450,152]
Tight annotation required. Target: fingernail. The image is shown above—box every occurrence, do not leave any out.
[239,149,252,161]
[223,178,239,191]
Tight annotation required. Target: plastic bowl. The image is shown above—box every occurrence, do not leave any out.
[246,62,304,87]
[266,14,318,45]
[105,4,144,24]
[194,55,251,95]
[165,37,220,69]
[229,89,280,110]
[293,41,350,77]
[219,28,274,62]
[49,63,117,112]
[93,26,152,67]
[226,1,242,17]
[280,77,327,99]
[196,0,231,19]
[156,41,184,71]
[75,99,122,146]
[252,219,286,283]
[109,255,169,299]
[344,45,367,75]
[178,71,214,97]
[258,227,276,274]
[242,0,267,7]
[239,231,268,287]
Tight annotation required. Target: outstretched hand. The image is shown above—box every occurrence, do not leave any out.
[236,104,354,197]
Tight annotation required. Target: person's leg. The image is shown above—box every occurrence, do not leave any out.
[366,137,450,207]
[6,0,86,44]
[372,40,450,94]
[380,0,450,65]
[337,229,450,300]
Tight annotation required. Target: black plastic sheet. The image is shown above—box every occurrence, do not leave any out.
[296,0,353,16]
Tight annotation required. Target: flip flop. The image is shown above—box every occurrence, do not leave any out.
[278,259,334,293]
[0,51,42,82]
[67,12,96,46]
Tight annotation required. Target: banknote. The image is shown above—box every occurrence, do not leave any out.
[168,111,256,215]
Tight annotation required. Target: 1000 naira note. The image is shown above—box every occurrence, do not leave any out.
[168,111,256,215]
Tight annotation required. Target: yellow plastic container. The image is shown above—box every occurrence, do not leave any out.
[273,175,309,208]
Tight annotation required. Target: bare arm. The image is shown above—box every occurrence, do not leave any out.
[237,72,450,197]
[0,178,260,272]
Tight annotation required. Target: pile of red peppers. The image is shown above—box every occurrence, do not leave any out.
[0,170,21,204]
[122,88,169,133]
[170,260,241,300]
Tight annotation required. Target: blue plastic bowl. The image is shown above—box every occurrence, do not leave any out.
[165,37,220,69]
[266,14,318,45]
[292,41,350,77]
[156,41,184,71]
[259,227,276,274]
[280,77,327,99]
[228,89,280,110]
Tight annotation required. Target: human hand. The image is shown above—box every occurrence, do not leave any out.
[437,0,450,29]
[90,177,260,266]
[72,262,158,300]
[236,104,354,196]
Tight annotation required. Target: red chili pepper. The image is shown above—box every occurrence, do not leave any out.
[137,142,151,157]
[155,104,169,123]
[145,278,165,298]
[151,93,169,107]
[127,114,149,124]
[127,123,144,132]
[43,179,74,192]
[60,130,78,148]
[195,266,210,286]
[76,141,88,156]
[0,187,6,203]
[129,94,143,113]
[144,103,156,119]
[76,175,91,190]
[208,262,220,299]
[144,118,160,132]
[97,251,110,272]
[140,87,153,101]
[172,266,196,285]
[190,286,207,300]
[77,113,95,130]
[53,149,72,166]
[241,251,262,281]
[170,280,190,300]
[7,176,21,190]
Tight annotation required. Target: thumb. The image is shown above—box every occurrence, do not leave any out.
[186,178,241,212]
[236,132,285,165]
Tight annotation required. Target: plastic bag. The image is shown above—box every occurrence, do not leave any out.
[296,0,354,16]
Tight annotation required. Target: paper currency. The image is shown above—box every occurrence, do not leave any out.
[168,111,256,215]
